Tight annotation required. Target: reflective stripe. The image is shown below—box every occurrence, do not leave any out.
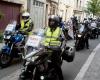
[45,36,58,38]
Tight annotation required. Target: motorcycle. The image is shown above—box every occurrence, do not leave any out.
[19,29,75,80]
[75,25,85,51]
[3,21,16,44]
[90,27,98,39]
[0,30,26,68]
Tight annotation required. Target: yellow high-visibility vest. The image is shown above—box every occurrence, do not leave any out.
[20,19,30,30]
[43,27,62,46]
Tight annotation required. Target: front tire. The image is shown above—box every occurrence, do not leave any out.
[0,53,13,68]
[50,70,60,80]
[34,68,60,80]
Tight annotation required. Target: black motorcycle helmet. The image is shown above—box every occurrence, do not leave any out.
[48,15,59,29]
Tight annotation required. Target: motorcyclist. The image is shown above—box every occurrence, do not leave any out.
[16,11,34,35]
[42,15,64,80]
[19,15,64,80]
[71,16,78,39]
[59,17,65,29]
[59,17,68,39]
[84,21,90,49]
[92,20,98,38]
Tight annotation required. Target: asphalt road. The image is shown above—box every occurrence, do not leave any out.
[0,37,100,80]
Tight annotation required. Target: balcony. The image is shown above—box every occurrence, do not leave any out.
[74,6,83,12]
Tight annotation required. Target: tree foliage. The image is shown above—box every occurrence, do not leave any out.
[87,0,100,16]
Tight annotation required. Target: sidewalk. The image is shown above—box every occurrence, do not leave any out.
[75,43,100,80]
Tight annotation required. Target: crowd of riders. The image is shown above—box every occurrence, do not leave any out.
[1,10,100,80]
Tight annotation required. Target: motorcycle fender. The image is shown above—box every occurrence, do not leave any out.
[2,51,11,55]
[2,46,11,55]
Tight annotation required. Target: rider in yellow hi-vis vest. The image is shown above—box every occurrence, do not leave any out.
[19,15,64,80]
[20,12,33,35]
[42,15,64,80]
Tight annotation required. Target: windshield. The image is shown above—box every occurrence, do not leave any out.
[79,24,85,33]
[26,29,44,48]
[33,29,44,37]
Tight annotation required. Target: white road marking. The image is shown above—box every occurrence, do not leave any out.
[74,43,100,80]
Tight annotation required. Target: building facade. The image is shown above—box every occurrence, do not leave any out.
[58,0,89,22]
[45,0,59,26]
[0,0,27,31]
[28,0,46,30]
[27,0,89,29]
[58,0,72,21]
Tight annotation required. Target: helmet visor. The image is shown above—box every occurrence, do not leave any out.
[22,16,29,20]
[49,19,55,27]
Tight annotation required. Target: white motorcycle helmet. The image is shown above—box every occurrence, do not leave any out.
[22,12,30,21]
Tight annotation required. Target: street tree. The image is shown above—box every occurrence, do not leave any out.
[86,0,100,17]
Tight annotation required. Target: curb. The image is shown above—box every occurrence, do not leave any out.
[74,43,100,80]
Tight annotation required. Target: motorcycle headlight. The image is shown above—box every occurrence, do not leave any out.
[92,28,95,30]
[6,35,11,39]
[40,76,44,80]
[31,56,38,62]
[78,34,82,37]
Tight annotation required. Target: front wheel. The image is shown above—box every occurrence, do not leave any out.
[0,53,13,68]
[34,68,60,80]
[75,40,80,51]
[50,70,60,80]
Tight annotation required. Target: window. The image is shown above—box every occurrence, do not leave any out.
[52,7,56,15]
[39,2,41,6]
[36,1,38,6]
[33,0,44,7]
[80,0,82,7]
[33,0,35,5]
[76,0,79,8]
